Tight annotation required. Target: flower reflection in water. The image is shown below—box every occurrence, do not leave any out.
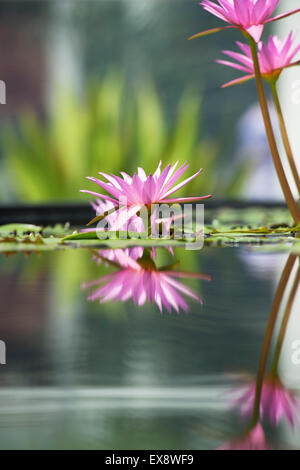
[220,423,268,451]
[82,248,211,313]
[220,254,300,450]
[234,375,300,428]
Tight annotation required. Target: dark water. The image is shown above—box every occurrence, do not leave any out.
[0,246,299,449]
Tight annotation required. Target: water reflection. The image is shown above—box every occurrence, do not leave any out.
[0,247,299,449]
[234,375,300,428]
[220,422,268,450]
[221,254,300,450]
[82,248,211,313]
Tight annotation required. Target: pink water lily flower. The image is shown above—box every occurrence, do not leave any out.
[191,1,300,43]
[82,250,211,313]
[217,33,300,87]
[81,161,211,231]
[90,198,145,232]
[219,423,268,450]
[233,375,300,428]
[82,197,181,240]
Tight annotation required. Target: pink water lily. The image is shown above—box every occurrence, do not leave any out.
[219,423,268,450]
[190,1,300,43]
[217,33,300,87]
[82,249,211,313]
[233,375,300,428]
[81,161,211,230]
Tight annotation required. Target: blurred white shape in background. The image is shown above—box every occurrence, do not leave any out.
[275,0,300,189]
[124,0,156,27]
[236,0,300,201]
[275,1,300,448]
[236,102,282,200]
[237,1,300,442]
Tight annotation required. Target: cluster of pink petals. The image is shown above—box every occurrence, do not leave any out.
[217,33,300,87]
[233,376,300,428]
[90,198,145,232]
[93,246,145,267]
[82,249,211,313]
[83,197,180,239]
[81,161,211,230]
[93,245,174,267]
[219,423,268,450]
[191,1,300,43]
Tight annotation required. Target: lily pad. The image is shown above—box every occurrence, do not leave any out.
[0,210,299,253]
[0,223,42,237]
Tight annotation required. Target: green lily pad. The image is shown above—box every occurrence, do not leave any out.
[0,223,42,237]
[0,208,299,253]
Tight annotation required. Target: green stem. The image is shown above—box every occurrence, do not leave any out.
[270,80,300,198]
[248,36,300,224]
[251,254,297,426]
[271,260,300,375]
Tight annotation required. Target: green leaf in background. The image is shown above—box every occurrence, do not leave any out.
[1,69,248,203]
[135,81,166,170]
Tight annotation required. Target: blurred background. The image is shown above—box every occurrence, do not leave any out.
[0,2,300,449]
[0,0,299,204]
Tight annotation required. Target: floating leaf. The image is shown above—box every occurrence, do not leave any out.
[0,223,42,237]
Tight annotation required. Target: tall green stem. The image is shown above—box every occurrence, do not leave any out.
[248,36,300,224]
[271,260,300,375]
[251,254,297,426]
[270,81,300,198]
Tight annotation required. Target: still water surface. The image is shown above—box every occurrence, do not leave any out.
[0,247,299,449]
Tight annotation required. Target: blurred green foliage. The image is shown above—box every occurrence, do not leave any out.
[1,70,248,202]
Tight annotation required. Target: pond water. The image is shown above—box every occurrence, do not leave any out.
[0,246,299,449]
